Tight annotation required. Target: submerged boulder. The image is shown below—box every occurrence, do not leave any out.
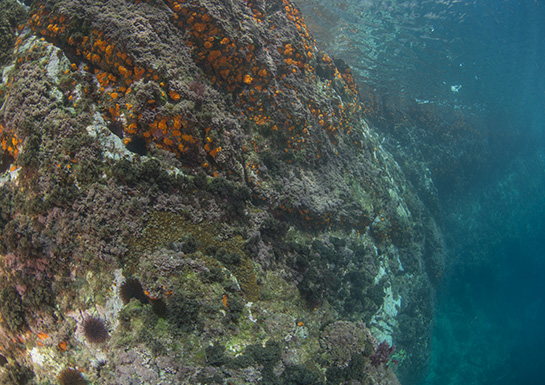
[0,1,444,384]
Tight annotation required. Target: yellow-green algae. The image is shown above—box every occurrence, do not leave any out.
[130,211,259,301]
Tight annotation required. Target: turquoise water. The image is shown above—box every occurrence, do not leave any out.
[295,1,545,384]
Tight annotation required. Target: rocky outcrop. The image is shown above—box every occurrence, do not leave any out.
[0,1,444,384]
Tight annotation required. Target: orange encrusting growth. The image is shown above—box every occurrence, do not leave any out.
[26,0,363,175]
[164,0,362,160]
[27,3,226,165]
[0,123,19,171]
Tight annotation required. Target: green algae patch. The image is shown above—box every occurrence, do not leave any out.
[131,211,243,255]
[130,211,259,301]
[0,286,26,332]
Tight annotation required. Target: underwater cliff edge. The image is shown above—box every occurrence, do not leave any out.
[0,1,445,384]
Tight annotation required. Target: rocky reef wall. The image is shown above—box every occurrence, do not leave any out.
[0,1,445,384]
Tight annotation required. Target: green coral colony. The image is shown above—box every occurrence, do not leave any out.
[0,0,444,384]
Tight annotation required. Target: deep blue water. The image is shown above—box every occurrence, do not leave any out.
[295,1,545,384]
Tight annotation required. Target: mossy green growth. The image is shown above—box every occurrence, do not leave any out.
[131,211,259,300]
[325,353,369,385]
[109,157,186,194]
[0,286,26,332]
[208,176,251,217]
[22,278,54,309]
[223,316,267,356]
[0,185,13,235]
[115,299,168,355]
[205,342,229,366]
[166,293,203,333]
[0,0,26,66]
[206,338,287,372]
[277,364,324,385]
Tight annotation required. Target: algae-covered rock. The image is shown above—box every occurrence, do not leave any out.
[0,0,26,67]
[0,0,445,384]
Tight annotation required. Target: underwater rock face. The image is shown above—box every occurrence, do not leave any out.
[0,1,444,384]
